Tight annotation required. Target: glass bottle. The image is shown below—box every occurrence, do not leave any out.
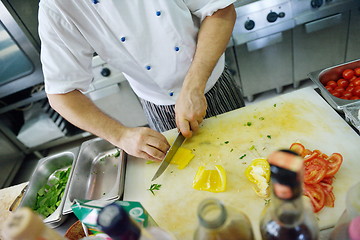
[329,181,360,240]
[193,198,254,240]
[260,150,319,240]
[96,202,175,240]
[2,207,66,240]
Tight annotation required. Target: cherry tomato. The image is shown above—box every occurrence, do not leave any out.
[350,76,357,82]
[304,183,326,213]
[325,86,333,92]
[352,86,360,97]
[304,157,327,184]
[326,80,337,88]
[343,69,355,80]
[325,153,343,177]
[321,177,334,185]
[355,68,360,76]
[333,86,345,94]
[346,86,355,93]
[353,78,360,86]
[342,91,353,99]
[337,78,349,88]
[331,91,341,98]
[350,96,360,100]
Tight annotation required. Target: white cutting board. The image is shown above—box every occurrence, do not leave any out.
[123,87,360,240]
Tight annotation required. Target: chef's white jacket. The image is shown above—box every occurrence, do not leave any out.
[38,0,235,105]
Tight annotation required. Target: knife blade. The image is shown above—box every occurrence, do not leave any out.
[151,133,186,181]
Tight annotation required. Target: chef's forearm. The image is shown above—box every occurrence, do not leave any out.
[47,90,125,145]
[183,4,236,91]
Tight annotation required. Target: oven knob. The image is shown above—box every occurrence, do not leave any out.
[311,0,323,8]
[267,11,278,23]
[100,67,111,77]
[244,19,255,30]
[278,12,285,18]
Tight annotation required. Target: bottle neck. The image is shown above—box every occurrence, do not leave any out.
[270,191,305,227]
[197,198,227,229]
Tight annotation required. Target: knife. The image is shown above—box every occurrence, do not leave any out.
[151,133,186,181]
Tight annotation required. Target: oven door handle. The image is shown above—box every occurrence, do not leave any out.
[305,13,343,34]
[246,32,283,52]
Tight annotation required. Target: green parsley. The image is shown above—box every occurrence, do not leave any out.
[264,199,271,206]
[148,184,162,195]
[230,148,234,152]
[273,104,277,107]
[239,154,246,159]
[146,160,155,164]
[259,117,265,120]
[224,141,229,144]
[267,135,271,139]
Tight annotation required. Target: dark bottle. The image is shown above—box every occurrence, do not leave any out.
[259,150,319,240]
[194,198,254,240]
[97,202,174,240]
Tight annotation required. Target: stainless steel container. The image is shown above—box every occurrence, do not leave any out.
[18,151,76,227]
[308,59,360,110]
[65,138,126,213]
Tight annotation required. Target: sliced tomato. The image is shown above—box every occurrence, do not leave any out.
[304,157,328,184]
[304,183,326,213]
[323,190,335,208]
[325,153,343,177]
[319,182,334,192]
[290,143,305,156]
[303,151,319,163]
[312,150,329,159]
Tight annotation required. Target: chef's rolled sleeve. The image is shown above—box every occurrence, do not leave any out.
[38,2,94,94]
[184,0,236,21]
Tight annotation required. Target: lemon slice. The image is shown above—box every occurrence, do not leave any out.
[170,147,195,169]
[245,158,270,198]
[192,165,227,193]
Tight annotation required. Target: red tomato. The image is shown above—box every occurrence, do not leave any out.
[343,69,355,80]
[352,86,360,97]
[334,86,345,94]
[337,78,349,88]
[325,153,343,177]
[304,157,328,184]
[321,177,334,185]
[304,183,326,213]
[326,80,337,88]
[355,68,360,76]
[353,78,360,86]
[342,91,353,99]
[289,143,305,156]
[350,76,357,82]
[350,96,360,100]
[349,82,355,87]
[331,91,341,98]
[346,86,355,93]
[304,151,319,163]
[340,96,349,100]
[325,86,333,92]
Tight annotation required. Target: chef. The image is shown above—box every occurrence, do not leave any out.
[38,0,244,162]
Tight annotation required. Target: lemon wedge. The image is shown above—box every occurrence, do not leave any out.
[171,147,195,169]
[192,165,227,193]
[245,158,270,198]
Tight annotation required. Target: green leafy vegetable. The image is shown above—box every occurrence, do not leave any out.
[148,184,162,195]
[267,135,272,139]
[239,154,246,159]
[34,167,71,218]
[259,117,265,120]
[224,141,229,144]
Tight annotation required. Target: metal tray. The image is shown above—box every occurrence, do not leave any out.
[308,59,360,110]
[18,151,76,227]
[65,138,126,213]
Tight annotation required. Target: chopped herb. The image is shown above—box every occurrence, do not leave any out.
[267,135,271,139]
[113,149,121,157]
[264,199,271,206]
[239,154,246,159]
[209,154,212,157]
[242,162,247,165]
[224,141,229,144]
[273,104,277,107]
[249,145,255,150]
[230,148,234,152]
[171,171,174,174]
[148,184,162,195]
[146,160,155,164]
[246,122,252,126]
[103,192,106,195]
[259,117,265,120]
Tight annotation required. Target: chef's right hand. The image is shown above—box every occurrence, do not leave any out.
[117,127,170,162]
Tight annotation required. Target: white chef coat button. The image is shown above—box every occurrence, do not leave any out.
[156,11,162,16]
[120,37,126,42]
[174,46,180,52]
[169,91,174,96]
[146,65,152,70]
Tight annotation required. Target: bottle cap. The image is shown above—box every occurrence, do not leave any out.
[97,202,141,238]
[349,216,360,240]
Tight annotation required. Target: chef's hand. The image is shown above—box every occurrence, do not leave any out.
[175,88,207,138]
[117,127,170,162]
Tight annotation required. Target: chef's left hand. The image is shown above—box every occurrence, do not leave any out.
[175,88,207,138]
